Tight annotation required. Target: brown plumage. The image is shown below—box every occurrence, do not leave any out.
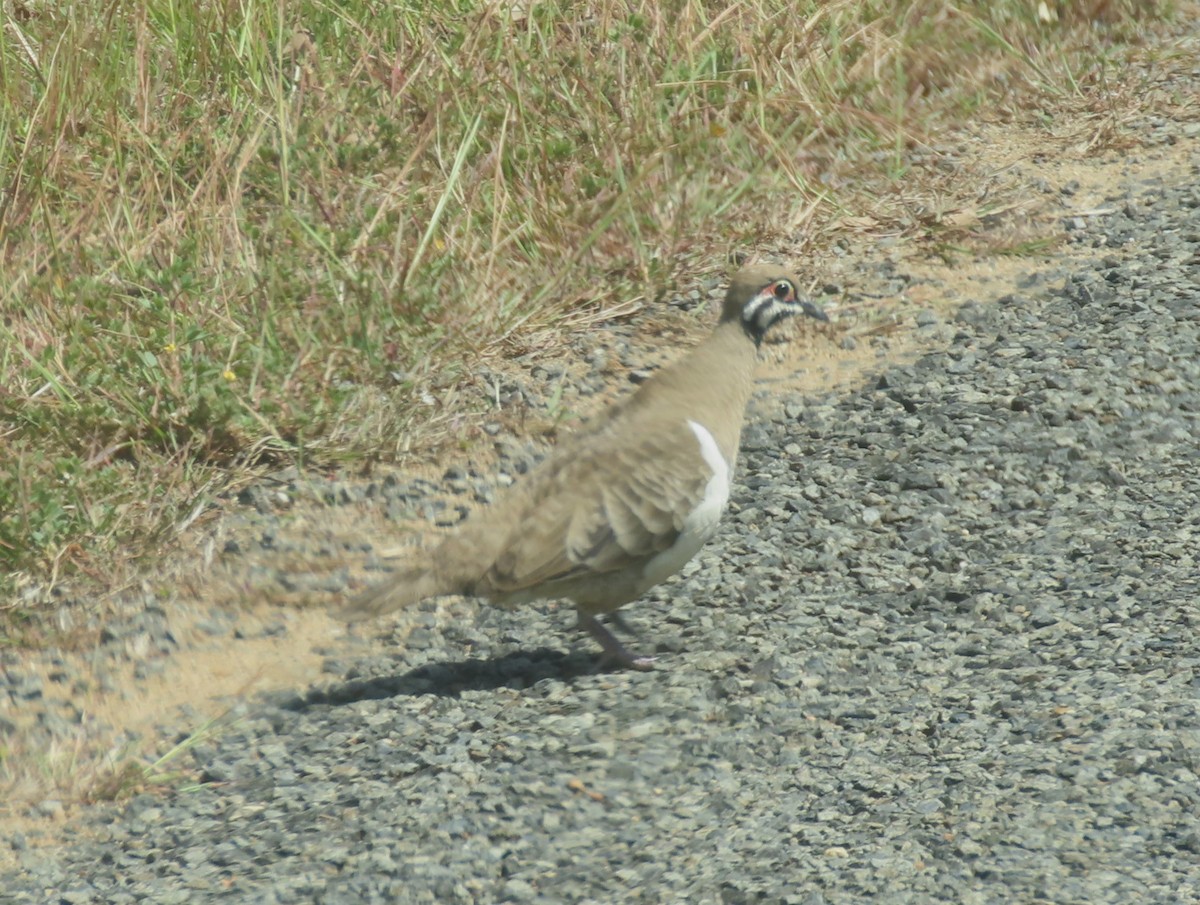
[341,264,827,669]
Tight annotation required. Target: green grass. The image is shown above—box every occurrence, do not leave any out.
[0,0,1173,621]
[0,689,241,804]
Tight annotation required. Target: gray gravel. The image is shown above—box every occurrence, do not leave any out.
[5,150,1200,905]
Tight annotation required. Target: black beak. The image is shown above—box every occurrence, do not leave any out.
[799,298,830,323]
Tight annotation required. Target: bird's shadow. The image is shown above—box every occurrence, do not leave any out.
[275,646,613,711]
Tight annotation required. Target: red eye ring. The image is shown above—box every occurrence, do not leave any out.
[773,280,794,300]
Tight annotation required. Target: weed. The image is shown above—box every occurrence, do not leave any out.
[0,0,1177,609]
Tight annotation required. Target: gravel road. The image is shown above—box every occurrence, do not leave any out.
[5,135,1200,905]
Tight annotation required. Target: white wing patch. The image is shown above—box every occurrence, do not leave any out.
[685,419,731,532]
[640,419,732,588]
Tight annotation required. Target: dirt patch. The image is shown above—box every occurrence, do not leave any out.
[86,610,334,742]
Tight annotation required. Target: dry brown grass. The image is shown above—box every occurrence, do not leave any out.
[0,0,1177,629]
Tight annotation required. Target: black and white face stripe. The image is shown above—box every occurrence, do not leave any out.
[741,279,826,344]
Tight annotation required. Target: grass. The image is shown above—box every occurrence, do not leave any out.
[0,690,242,805]
[84,707,237,802]
[0,0,1176,627]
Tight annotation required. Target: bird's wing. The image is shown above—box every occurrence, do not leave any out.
[472,418,715,596]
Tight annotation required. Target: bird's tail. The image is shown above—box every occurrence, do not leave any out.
[339,563,447,622]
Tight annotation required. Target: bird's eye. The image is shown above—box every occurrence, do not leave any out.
[773,280,794,300]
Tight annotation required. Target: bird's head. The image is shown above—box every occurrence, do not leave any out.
[720,264,828,345]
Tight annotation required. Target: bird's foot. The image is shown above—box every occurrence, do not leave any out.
[578,611,657,671]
